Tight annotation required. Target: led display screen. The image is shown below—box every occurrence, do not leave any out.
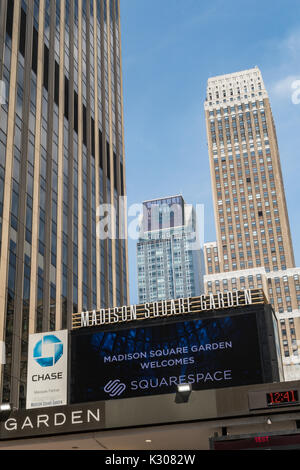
[266,390,299,407]
[70,312,264,403]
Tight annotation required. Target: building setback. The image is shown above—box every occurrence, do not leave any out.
[0,0,129,408]
[203,66,300,379]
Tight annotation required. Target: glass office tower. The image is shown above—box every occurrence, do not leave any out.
[137,196,204,304]
[0,0,128,408]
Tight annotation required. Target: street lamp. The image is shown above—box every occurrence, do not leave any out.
[0,403,12,421]
[175,384,192,403]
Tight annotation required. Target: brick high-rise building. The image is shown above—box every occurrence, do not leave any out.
[204,67,300,380]
[0,0,128,407]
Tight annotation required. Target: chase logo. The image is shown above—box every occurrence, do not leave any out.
[104,379,126,398]
[33,335,63,368]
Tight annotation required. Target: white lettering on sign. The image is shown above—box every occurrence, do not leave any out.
[4,408,102,433]
[76,290,254,329]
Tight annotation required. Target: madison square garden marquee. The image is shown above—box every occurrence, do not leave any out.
[24,289,282,410]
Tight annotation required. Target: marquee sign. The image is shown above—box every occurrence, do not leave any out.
[72,289,266,330]
[70,294,275,404]
[0,402,105,440]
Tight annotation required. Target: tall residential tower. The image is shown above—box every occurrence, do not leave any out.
[204,67,300,379]
[137,196,204,304]
[0,0,128,407]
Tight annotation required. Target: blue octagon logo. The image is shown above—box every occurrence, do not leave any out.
[33,335,63,368]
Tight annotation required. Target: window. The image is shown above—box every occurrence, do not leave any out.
[19,8,27,57]
[43,45,49,90]
[32,27,38,74]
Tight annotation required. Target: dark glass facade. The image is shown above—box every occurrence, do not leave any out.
[0,0,128,408]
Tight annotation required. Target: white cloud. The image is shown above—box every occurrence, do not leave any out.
[282,29,300,59]
[268,30,300,102]
[271,75,300,100]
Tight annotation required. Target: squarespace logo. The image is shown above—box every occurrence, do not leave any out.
[104,380,127,397]
[103,371,233,399]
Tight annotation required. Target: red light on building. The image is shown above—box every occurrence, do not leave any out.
[211,432,300,450]
[254,436,269,444]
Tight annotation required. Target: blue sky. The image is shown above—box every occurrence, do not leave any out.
[120,0,300,304]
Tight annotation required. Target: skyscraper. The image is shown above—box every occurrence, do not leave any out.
[0,0,128,408]
[204,67,300,379]
[137,195,204,304]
